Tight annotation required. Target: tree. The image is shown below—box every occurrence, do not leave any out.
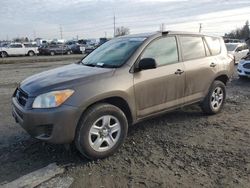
[115,26,130,37]
[24,37,29,42]
[224,20,250,40]
[242,20,250,39]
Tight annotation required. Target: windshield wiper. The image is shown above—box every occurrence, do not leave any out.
[81,63,97,67]
[98,64,117,68]
[81,62,117,68]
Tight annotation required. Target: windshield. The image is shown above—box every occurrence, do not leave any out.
[81,37,146,68]
[226,44,237,51]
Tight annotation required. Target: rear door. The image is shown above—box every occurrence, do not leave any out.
[179,35,219,103]
[134,36,185,117]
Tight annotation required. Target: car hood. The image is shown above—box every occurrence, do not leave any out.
[20,63,114,96]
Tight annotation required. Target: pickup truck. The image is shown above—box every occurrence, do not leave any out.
[0,43,38,58]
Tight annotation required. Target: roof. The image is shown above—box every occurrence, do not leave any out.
[120,30,220,39]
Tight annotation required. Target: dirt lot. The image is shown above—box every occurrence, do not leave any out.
[0,57,249,188]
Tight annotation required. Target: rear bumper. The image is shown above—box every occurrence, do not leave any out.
[12,97,81,144]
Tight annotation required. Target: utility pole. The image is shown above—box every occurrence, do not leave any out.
[33,30,36,40]
[105,32,107,38]
[113,14,116,38]
[60,25,63,39]
[199,23,202,33]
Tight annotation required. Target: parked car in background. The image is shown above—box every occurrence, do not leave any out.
[65,40,81,54]
[38,44,71,56]
[12,31,234,159]
[224,38,242,43]
[84,45,96,54]
[226,43,249,64]
[0,43,38,58]
[79,45,86,54]
[238,53,250,79]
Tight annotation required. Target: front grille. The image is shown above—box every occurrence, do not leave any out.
[245,71,250,75]
[243,63,250,69]
[15,89,28,107]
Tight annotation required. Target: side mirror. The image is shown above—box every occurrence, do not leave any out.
[138,58,156,71]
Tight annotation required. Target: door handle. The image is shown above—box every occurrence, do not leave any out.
[175,69,184,75]
[210,62,217,67]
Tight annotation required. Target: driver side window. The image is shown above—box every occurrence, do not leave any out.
[141,37,179,66]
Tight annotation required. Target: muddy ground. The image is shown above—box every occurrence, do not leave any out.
[0,57,249,188]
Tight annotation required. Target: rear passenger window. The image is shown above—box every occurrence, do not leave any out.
[180,36,206,60]
[205,37,221,55]
[141,37,178,66]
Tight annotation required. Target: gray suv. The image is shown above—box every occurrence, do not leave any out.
[12,31,234,159]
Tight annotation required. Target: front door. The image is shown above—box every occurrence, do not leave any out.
[133,36,185,117]
[8,44,24,55]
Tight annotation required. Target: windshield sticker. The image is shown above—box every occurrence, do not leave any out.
[97,62,104,66]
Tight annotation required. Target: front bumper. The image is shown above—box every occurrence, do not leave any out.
[237,61,250,77]
[12,97,81,144]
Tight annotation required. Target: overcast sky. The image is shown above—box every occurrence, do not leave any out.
[0,0,250,40]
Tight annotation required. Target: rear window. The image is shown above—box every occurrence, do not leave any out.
[180,36,206,61]
[205,37,221,55]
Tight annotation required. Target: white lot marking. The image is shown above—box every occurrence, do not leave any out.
[37,176,74,188]
[1,163,64,188]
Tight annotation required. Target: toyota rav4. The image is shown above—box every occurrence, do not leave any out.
[12,31,234,159]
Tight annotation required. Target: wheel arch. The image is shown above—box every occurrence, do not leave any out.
[81,96,133,126]
[1,51,8,56]
[214,74,229,85]
[27,50,35,55]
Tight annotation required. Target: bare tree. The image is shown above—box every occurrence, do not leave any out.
[224,20,250,40]
[115,26,130,37]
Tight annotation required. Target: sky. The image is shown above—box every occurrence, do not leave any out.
[0,0,250,40]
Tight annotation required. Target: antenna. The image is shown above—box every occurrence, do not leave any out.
[160,23,166,32]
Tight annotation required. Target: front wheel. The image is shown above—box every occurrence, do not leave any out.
[1,51,8,58]
[75,103,128,160]
[201,80,226,115]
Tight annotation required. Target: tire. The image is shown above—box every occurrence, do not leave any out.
[1,51,8,58]
[28,51,35,56]
[50,51,55,56]
[239,75,246,79]
[201,80,226,115]
[75,103,128,160]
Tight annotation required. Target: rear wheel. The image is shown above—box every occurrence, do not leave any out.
[1,51,8,58]
[201,80,226,115]
[75,103,128,160]
[28,51,35,56]
[50,51,55,56]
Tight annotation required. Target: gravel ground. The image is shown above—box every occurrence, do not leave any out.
[0,58,249,188]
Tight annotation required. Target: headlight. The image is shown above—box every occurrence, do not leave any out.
[32,89,74,108]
